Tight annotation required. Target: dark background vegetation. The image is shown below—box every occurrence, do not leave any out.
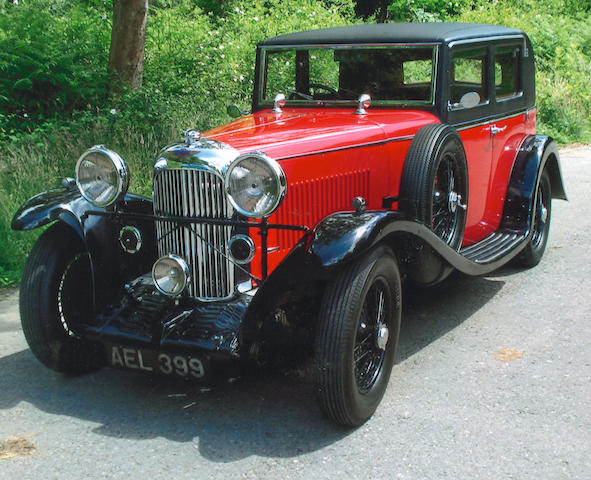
[1,0,590,286]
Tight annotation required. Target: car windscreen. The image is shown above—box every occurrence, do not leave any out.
[259,45,437,107]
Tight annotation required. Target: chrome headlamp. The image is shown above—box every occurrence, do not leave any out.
[75,145,129,207]
[224,152,286,218]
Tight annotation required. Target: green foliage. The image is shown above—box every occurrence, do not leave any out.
[388,0,470,22]
[0,1,110,138]
[144,0,355,110]
[0,0,355,286]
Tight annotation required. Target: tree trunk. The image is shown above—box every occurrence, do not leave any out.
[108,0,148,92]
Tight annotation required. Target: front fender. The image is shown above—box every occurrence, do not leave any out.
[11,183,87,235]
[12,182,157,303]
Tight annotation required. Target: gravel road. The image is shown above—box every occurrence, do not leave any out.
[1,146,589,479]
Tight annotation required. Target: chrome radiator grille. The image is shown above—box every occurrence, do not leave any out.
[153,168,235,299]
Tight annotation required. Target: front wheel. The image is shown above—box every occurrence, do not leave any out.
[315,247,401,427]
[20,223,105,374]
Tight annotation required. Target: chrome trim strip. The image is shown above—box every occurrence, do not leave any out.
[447,34,525,48]
[496,90,524,103]
[276,134,415,161]
[453,109,529,131]
[448,99,491,112]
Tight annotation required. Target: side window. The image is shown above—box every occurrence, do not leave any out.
[495,45,521,100]
[450,47,488,107]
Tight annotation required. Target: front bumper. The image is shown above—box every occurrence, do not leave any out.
[78,275,250,361]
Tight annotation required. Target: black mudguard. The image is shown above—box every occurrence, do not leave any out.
[12,181,157,305]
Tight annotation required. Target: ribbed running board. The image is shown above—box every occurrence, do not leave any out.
[460,231,526,264]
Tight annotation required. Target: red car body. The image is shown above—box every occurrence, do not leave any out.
[206,107,536,277]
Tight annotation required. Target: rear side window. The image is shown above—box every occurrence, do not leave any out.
[450,47,488,107]
[495,45,521,100]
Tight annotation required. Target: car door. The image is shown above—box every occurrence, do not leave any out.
[484,41,527,229]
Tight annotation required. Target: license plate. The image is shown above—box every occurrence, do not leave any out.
[108,344,206,379]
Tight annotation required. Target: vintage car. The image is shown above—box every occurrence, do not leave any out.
[13,22,566,426]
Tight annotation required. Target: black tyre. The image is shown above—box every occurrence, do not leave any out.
[315,247,401,427]
[519,170,552,268]
[399,123,468,250]
[20,223,105,374]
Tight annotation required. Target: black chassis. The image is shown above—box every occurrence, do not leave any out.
[12,134,566,374]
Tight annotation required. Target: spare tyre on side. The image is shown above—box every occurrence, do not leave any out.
[398,123,468,285]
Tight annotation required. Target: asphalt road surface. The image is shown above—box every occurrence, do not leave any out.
[1,146,589,479]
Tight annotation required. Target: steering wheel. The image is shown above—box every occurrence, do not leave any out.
[309,83,338,96]
[287,83,338,100]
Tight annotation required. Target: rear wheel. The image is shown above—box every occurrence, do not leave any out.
[315,247,401,427]
[20,223,105,374]
[519,170,552,268]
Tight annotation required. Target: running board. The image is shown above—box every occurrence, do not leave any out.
[412,224,530,277]
[460,231,525,264]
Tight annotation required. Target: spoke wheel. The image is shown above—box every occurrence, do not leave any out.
[519,170,552,268]
[315,247,401,427]
[432,153,464,244]
[398,123,468,285]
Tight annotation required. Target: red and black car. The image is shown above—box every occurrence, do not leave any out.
[13,22,567,426]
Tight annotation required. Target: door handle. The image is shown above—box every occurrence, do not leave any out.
[489,124,507,135]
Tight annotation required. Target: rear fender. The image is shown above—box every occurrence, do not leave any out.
[502,135,567,232]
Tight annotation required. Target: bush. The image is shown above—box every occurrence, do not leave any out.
[388,0,473,22]
[0,1,110,139]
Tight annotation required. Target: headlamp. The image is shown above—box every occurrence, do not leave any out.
[75,145,129,207]
[224,152,286,218]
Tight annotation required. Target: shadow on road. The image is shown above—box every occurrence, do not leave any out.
[399,272,504,362]
[0,273,504,461]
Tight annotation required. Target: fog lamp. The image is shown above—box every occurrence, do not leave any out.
[152,255,190,297]
[228,235,255,264]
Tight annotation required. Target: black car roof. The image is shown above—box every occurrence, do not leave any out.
[258,22,525,46]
